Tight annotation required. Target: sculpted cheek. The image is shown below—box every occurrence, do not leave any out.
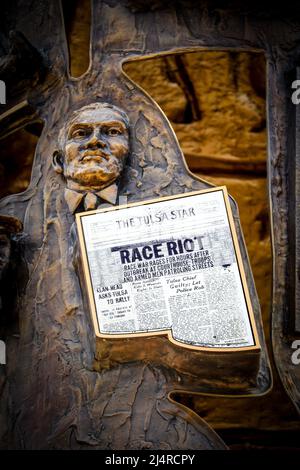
[65,144,79,163]
[109,142,128,159]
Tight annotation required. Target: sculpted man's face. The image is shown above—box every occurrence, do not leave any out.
[58,106,129,191]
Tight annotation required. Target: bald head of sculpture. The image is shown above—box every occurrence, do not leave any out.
[53,102,130,191]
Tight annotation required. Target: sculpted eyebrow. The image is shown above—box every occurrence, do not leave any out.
[102,121,126,130]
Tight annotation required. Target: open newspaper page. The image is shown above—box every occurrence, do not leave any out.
[79,188,255,349]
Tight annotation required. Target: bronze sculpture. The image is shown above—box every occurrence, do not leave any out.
[0,100,228,449]
[52,102,130,212]
[0,0,278,450]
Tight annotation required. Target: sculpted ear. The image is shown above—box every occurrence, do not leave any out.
[52,150,64,174]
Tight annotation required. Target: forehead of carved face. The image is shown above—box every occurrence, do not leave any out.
[61,107,129,191]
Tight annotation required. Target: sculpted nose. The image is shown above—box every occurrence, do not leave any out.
[87,134,106,148]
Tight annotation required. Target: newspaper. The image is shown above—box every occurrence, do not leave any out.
[77,188,256,349]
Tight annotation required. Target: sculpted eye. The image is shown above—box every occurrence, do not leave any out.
[71,128,90,139]
[106,127,122,136]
